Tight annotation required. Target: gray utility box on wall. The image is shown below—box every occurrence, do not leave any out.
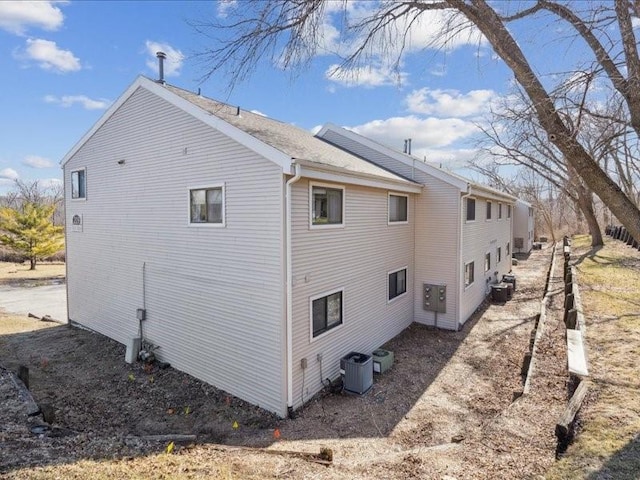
[423,283,447,313]
[340,352,373,395]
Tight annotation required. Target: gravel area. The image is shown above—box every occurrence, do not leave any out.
[1,245,567,479]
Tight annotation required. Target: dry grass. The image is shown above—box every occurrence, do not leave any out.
[0,314,55,335]
[0,262,65,284]
[545,235,640,480]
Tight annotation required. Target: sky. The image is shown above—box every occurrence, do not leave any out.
[0,1,611,194]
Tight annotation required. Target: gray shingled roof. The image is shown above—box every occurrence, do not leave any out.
[165,84,417,185]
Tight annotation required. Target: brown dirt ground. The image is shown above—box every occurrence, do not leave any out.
[1,246,571,479]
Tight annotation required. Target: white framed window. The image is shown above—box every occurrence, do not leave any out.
[465,261,475,287]
[189,184,225,226]
[310,182,344,228]
[498,203,503,219]
[388,193,408,224]
[71,168,86,200]
[485,252,491,272]
[497,246,502,263]
[486,201,492,220]
[310,288,344,340]
[466,198,476,222]
[507,205,512,218]
[506,242,511,256]
[388,267,408,301]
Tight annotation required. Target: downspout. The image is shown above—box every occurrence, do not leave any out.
[285,162,301,416]
[458,185,472,331]
[63,166,70,324]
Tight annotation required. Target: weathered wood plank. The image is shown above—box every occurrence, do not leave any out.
[567,329,589,377]
[555,381,589,440]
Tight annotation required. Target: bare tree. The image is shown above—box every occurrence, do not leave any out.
[193,0,640,241]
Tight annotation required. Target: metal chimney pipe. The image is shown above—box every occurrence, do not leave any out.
[156,51,167,84]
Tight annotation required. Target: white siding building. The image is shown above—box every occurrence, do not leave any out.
[63,76,516,417]
[317,124,515,330]
[513,199,535,254]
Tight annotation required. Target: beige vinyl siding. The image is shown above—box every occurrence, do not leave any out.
[64,87,286,416]
[460,197,513,323]
[290,179,415,410]
[317,129,461,329]
[514,200,534,253]
[413,174,461,330]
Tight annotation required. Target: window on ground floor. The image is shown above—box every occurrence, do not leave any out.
[465,261,475,287]
[388,267,407,301]
[311,289,343,338]
[485,252,491,272]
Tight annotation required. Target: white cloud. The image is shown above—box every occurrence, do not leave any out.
[19,38,81,73]
[22,155,53,169]
[44,94,110,110]
[406,88,497,117]
[0,1,65,35]
[145,41,184,77]
[350,115,480,149]
[0,168,19,180]
[325,64,408,88]
[216,0,237,18]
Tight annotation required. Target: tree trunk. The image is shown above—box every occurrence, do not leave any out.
[30,257,36,270]
[456,0,640,242]
[576,187,603,247]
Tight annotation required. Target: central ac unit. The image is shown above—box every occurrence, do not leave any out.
[340,352,373,395]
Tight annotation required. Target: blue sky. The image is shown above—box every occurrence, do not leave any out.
[0,1,603,194]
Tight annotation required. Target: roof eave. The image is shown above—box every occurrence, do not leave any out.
[295,159,422,194]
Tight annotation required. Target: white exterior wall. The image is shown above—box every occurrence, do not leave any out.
[460,198,514,323]
[318,129,461,329]
[413,178,461,330]
[64,87,287,416]
[514,200,534,253]
[289,179,415,409]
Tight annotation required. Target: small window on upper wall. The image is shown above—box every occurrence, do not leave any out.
[485,252,491,272]
[190,185,224,225]
[71,169,86,199]
[497,247,502,263]
[465,261,475,287]
[486,201,492,220]
[311,183,344,227]
[498,203,503,219]
[507,205,512,218]
[466,198,476,221]
[388,267,407,301]
[507,242,511,256]
[389,193,408,223]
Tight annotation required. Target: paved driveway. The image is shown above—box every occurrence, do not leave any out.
[0,280,67,322]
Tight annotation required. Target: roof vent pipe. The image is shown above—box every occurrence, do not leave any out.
[156,51,167,84]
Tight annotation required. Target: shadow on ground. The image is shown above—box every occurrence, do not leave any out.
[0,310,483,474]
